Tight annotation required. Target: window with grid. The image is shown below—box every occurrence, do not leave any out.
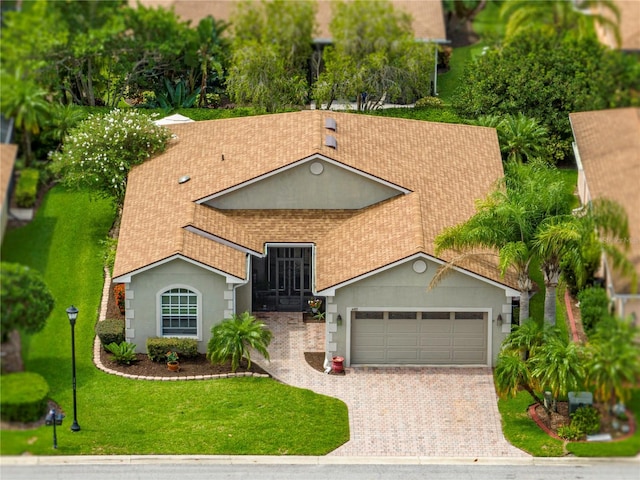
[161,288,197,336]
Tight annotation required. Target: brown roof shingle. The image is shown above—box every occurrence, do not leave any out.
[133,0,446,41]
[114,111,514,291]
[570,107,640,294]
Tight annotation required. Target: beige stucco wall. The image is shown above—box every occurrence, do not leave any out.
[125,258,230,353]
[326,257,514,367]
[205,159,401,210]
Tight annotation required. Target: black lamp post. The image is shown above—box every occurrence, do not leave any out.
[45,408,64,449]
[66,305,81,432]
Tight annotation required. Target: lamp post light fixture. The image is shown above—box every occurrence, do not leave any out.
[66,305,81,432]
[45,408,64,449]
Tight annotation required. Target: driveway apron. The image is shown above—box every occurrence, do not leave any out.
[254,313,529,458]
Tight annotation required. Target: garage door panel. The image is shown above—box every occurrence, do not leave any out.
[420,349,453,363]
[420,320,452,334]
[351,311,488,365]
[389,319,420,333]
[454,336,485,348]
[356,336,386,347]
[454,319,485,334]
[387,349,420,361]
[354,349,389,363]
[453,350,487,363]
[421,336,453,347]
[355,319,386,333]
[388,335,419,347]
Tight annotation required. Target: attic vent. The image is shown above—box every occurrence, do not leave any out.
[325,117,337,131]
[178,175,191,184]
[325,135,337,149]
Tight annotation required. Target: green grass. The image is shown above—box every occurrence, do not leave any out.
[498,390,566,456]
[498,388,640,457]
[437,41,487,104]
[0,187,349,455]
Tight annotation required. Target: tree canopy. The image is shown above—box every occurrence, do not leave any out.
[313,0,434,110]
[453,28,639,162]
[0,262,55,343]
[226,0,316,111]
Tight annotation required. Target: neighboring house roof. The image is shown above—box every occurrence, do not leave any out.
[1,143,18,241]
[569,107,640,295]
[1,143,17,203]
[593,0,640,51]
[114,111,518,293]
[133,0,447,42]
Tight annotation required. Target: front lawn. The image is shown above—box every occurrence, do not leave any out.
[499,389,640,457]
[0,187,349,456]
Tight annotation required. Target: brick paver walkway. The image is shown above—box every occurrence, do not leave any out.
[253,313,529,458]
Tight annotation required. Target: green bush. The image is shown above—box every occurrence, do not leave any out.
[571,405,601,436]
[557,424,583,441]
[105,341,137,365]
[578,287,610,334]
[414,96,445,109]
[14,168,39,208]
[95,318,125,349]
[0,372,49,423]
[146,337,198,362]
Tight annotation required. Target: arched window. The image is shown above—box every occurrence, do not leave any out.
[160,287,198,336]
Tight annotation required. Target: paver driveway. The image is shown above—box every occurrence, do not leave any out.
[254,313,529,458]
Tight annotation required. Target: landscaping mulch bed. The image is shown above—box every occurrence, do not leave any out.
[532,401,635,441]
[99,349,270,378]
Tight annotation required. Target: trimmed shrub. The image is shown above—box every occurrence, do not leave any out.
[577,287,610,335]
[146,337,198,362]
[0,372,49,423]
[571,405,601,436]
[95,318,125,349]
[414,96,445,109]
[14,168,39,208]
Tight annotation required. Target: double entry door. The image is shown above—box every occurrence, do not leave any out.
[253,247,312,311]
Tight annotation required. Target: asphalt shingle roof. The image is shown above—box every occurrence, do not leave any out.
[134,0,446,42]
[570,107,640,294]
[114,110,516,292]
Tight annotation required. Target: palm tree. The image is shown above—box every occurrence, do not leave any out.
[0,70,51,165]
[500,318,546,360]
[533,198,634,325]
[500,0,621,46]
[207,312,273,372]
[433,160,574,323]
[529,333,585,412]
[474,114,548,163]
[584,317,640,409]
[494,349,542,405]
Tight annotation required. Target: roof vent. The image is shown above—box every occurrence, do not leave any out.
[325,135,337,149]
[178,175,191,184]
[325,117,337,131]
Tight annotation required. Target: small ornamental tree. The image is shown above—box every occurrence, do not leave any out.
[50,109,171,205]
[207,312,272,372]
[0,262,55,372]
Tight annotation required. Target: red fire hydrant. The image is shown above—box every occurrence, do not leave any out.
[331,356,344,374]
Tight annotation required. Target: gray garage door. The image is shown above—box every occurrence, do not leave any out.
[351,311,488,365]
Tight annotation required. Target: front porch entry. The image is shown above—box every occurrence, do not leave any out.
[252,246,314,312]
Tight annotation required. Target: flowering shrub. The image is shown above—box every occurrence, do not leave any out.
[50,109,171,205]
[113,284,125,315]
[308,298,322,309]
